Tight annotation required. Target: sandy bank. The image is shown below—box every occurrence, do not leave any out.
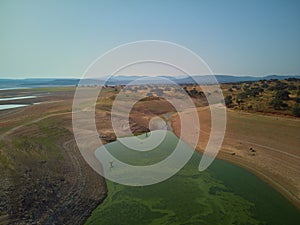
[171,107,300,209]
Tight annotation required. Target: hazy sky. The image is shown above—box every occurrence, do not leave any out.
[1,0,300,78]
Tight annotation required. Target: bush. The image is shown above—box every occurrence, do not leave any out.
[224,95,233,107]
[292,104,300,117]
[261,83,269,88]
[270,98,283,110]
[288,85,297,90]
[273,81,288,90]
[237,92,248,100]
[275,90,290,100]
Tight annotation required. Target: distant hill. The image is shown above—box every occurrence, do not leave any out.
[0,78,79,89]
[0,75,299,88]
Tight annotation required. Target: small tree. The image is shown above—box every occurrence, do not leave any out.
[224,95,233,107]
[275,90,290,100]
[270,98,283,110]
[288,85,297,91]
[164,86,171,91]
[183,86,189,95]
[155,88,164,96]
[237,92,248,100]
[189,87,198,96]
[292,104,300,117]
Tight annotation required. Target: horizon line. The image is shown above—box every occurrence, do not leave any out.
[0,74,300,80]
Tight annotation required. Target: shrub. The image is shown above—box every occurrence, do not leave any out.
[261,83,269,88]
[288,85,297,91]
[224,95,233,107]
[237,92,248,100]
[271,81,288,91]
[270,98,283,110]
[292,104,300,117]
[275,90,290,100]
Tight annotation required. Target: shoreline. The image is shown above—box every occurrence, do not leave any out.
[214,151,300,210]
[170,109,300,210]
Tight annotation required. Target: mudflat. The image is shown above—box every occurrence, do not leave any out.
[0,87,107,224]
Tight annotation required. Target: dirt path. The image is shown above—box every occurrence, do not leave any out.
[0,110,107,224]
[199,127,300,160]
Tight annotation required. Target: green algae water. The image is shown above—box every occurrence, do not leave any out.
[86,131,300,225]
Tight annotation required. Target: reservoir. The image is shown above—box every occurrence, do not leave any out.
[0,104,28,110]
[88,130,300,225]
[0,95,36,101]
[0,96,37,110]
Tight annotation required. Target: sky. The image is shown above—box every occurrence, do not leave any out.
[0,0,300,78]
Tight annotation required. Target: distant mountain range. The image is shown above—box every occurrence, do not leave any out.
[0,75,299,89]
